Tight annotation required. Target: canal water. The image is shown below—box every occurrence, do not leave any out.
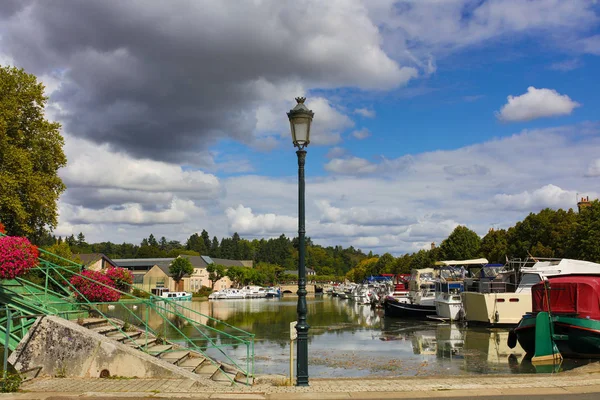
[108,295,590,378]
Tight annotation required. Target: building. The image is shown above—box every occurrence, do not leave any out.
[111,255,252,292]
[77,253,118,271]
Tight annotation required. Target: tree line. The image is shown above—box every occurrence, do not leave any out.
[346,201,600,282]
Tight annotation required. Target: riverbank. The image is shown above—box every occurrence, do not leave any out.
[2,362,599,400]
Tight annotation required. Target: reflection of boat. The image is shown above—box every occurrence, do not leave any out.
[208,288,244,299]
[436,324,464,358]
[151,287,192,301]
[411,329,436,355]
[462,327,525,371]
[514,276,600,359]
[462,259,600,326]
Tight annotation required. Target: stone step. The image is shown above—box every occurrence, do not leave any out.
[125,337,157,349]
[178,356,206,372]
[81,318,109,328]
[146,344,173,355]
[90,325,119,335]
[211,368,237,384]
[196,361,221,376]
[158,350,190,365]
[105,330,141,342]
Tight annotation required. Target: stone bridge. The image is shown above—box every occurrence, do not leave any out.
[279,284,316,294]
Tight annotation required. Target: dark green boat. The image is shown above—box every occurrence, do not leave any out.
[513,275,600,359]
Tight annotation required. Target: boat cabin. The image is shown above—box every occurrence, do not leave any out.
[151,287,169,296]
[532,276,600,319]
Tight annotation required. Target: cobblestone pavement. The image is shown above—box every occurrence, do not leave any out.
[14,366,600,398]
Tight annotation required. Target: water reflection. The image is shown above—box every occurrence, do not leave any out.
[99,296,590,377]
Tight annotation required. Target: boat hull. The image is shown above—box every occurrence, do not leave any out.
[515,314,600,358]
[384,298,437,318]
[461,292,530,326]
[435,299,462,320]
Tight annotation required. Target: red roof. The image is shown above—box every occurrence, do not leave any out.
[532,275,600,320]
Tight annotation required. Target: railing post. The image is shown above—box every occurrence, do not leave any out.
[3,307,11,379]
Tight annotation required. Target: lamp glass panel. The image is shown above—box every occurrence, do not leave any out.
[293,120,309,144]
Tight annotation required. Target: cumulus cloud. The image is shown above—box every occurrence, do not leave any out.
[324,157,378,175]
[225,205,297,236]
[496,87,580,122]
[354,108,376,118]
[326,147,347,159]
[351,128,371,140]
[0,0,415,163]
[493,184,577,211]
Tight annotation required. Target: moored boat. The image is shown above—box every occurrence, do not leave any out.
[151,287,192,301]
[384,268,437,318]
[513,275,600,359]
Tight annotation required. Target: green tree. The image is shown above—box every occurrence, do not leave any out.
[480,229,508,263]
[0,66,67,240]
[572,201,600,262]
[169,257,194,285]
[439,226,481,260]
[206,263,226,289]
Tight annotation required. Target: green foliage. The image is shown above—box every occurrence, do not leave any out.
[194,285,213,297]
[206,263,226,288]
[0,65,67,240]
[439,226,481,260]
[480,229,508,263]
[169,257,194,283]
[131,288,150,299]
[571,201,600,261]
[0,373,22,392]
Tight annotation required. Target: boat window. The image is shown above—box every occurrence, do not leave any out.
[519,273,541,288]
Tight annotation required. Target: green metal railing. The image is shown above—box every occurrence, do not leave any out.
[0,234,255,384]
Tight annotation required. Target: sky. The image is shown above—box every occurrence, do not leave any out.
[1,0,600,256]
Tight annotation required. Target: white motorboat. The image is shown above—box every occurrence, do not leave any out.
[241,285,267,298]
[433,258,489,320]
[462,258,600,325]
[151,287,192,301]
[208,288,245,300]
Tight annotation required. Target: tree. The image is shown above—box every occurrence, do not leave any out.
[439,226,481,260]
[77,232,86,246]
[210,236,220,257]
[148,234,158,247]
[206,263,226,289]
[571,200,600,262]
[169,257,194,285]
[480,229,508,263]
[0,66,67,240]
[201,230,211,253]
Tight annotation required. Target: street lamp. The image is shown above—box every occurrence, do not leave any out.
[287,97,314,387]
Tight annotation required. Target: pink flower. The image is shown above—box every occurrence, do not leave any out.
[70,270,121,302]
[0,236,39,279]
[0,222,6,234]
[104,266,133,293]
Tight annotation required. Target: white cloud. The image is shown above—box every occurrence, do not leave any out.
[225,205,297,236]
[580,34,600,55]
[324,157,378,175]
[548,59,582,72]
[351,128,371,140]
[585,159,600,177]
[326,147,347,159]
[496,87,580,122]
[492,184,577,211]
[354,108,376,118]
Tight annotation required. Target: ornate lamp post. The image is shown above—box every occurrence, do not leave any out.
[287,97,314,386]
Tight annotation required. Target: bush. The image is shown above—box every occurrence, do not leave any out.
[131,288,151,299]
[0,236,39,279]
[0,373,22,393]
[194,286,213,297]
[70,270,120,302]
[0,222,5,234]
[104,267,133,293]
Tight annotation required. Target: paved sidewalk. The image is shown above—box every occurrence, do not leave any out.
[1,363,599,400]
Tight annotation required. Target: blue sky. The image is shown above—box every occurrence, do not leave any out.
[1,0,600,255]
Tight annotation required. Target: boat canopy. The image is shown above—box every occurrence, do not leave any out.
[532,276,600,320]
[434,258,489,266]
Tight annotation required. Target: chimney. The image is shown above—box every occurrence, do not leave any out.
[578,196,591,212]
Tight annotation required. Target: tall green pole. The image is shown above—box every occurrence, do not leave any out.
[296,149,309,386]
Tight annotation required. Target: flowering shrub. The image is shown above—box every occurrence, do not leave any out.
[0,222,5,234]
[0,236,39,279]
[104,266,133,293]
[70,270,120,302]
